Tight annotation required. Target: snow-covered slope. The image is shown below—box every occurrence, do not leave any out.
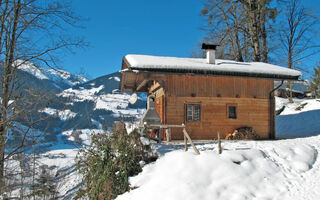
[6,70,147,199]
[275,80,311,94]
[276,97,320,138]
[12,70,146,137]
[17,61,88,91]
[52,72,146,131]
[117,97,320,200]
[117,135,320,200]
[29,96,319,200]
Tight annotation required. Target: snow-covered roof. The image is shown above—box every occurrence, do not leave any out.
[124,54,302,80]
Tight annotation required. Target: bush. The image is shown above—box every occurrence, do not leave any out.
[75,122,157,200]
[31,165,58,200]
[311,65,320,98]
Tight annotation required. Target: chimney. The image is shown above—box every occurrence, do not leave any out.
[202,43,219,64]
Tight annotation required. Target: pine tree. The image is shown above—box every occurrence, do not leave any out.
[311,65,320,98]
[31,165,58,200]
[76,122,157,200]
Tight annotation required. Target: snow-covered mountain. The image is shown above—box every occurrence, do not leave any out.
[52,72,146,131]
[6,63,147,198]
[7,63,146,150]
[17,61,88,91]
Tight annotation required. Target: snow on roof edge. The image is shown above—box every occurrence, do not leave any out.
[124,54,302,80]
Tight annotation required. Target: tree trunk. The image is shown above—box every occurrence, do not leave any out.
[232,1,244,62]
[0,0,21,194]
[248,0,261,61]
[240,0,262,61]
[235,32,244,62]
[0,128,6,194]
[288,46,294,103]
[261,6,268,63]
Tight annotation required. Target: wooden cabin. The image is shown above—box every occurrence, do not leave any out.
[120,45,301,140]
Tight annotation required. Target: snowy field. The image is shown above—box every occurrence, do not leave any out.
[20,97,320,199]
[117,137,319,200]
[117,97,320,200]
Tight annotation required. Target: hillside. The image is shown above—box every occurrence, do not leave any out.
[23,96,319,200]
[5,64,320,199]
[5,64,147,199]
[118,98,320,200]
[9,65,146,146]
[17,61,88,92]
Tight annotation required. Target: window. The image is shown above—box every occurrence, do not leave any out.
[227,104,237,119]
[186,104,201,121]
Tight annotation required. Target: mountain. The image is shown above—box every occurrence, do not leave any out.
[17,61,88,91]
[6,62,146,151]
[55,71,146,131]
[4,64,147,199]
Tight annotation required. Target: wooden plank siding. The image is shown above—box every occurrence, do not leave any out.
[165,75,273,99]
[166,97,271,140]
[148,74,274,140]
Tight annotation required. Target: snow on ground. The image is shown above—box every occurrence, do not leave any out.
[276,97,320,138]
[41,108,77,121]
[38,149,82,199]
[62,129,107,146]
[25,129,108,199]
[109,76,120,81]
[58,85,104,102]
[117,97,320,200]
[58,85,145,119]
[60,85,145,117]
[15,97,319,200]
[95,93,145,117]
[117,136,320,200]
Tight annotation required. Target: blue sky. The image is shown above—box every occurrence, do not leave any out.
[63,0,205,79]
[62,0,319,79]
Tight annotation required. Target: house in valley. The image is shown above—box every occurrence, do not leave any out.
[120,44,301,140]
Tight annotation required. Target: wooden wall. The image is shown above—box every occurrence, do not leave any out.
[165,75,273,99]
[166,97,271,140]
[149,74,274,140]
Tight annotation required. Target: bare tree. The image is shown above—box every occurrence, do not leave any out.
[201,0,247,61]
[201,0,277,62]
[279,0,319,103]
[0,0,85,195]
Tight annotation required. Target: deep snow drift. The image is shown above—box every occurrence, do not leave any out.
[116,98,320,200]
[117,138,319,200]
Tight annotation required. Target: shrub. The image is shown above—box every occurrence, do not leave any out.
[75,122,157,200]
[31,165,58,200]
[311,65,320,98]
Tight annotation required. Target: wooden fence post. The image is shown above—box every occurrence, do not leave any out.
[183,128,200,155]
[166,128,171,142]
[218,132,222,154]
[184,134,188,151]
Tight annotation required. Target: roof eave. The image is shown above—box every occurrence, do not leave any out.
[129,67,300,81]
